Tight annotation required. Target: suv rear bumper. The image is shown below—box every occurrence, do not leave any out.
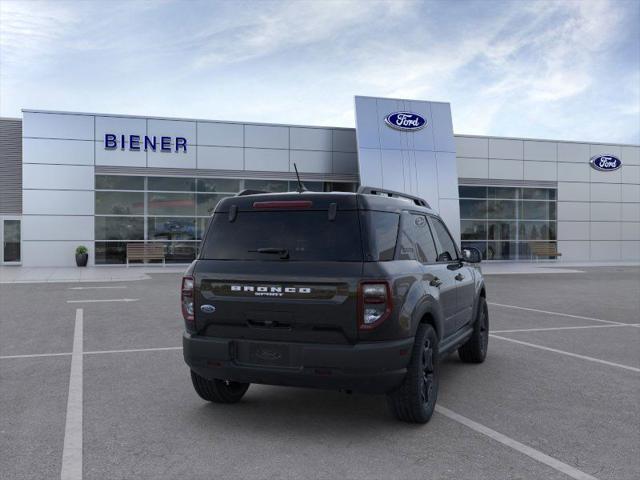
[183,333,413,394]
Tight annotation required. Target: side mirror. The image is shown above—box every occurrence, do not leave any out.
[462,247,482,263]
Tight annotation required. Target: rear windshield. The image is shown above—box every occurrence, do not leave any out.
[201,210,363,261]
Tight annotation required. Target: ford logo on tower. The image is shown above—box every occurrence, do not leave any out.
[384,112,427,131]
[590,155,622,172]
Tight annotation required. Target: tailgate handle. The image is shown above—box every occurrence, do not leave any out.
[247,319,292,329]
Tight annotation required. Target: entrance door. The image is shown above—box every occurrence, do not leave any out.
[1,217,21,264]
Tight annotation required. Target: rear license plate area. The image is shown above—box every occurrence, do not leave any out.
[236,342,291,367]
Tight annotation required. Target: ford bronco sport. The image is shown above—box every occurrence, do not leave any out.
[181,187,488,423]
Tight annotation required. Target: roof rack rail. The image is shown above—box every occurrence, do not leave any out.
[236,189,269,196]
[357,186,430,208]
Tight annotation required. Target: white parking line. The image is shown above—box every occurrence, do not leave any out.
[0,351,71,360]
[490,334,640,373]
[435,405,598,480]
[83,346,182,355]
[492,323,640,334]
[488,302,625,326]
[60,308,83,480]
[66,298,139,304]
[68,286,127,290]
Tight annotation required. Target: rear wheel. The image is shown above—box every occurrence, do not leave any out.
[190,370,250,403]
[458,296,489,363]
[386,324,439,424]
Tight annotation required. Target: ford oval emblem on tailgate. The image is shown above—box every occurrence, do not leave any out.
[200,304,216,314]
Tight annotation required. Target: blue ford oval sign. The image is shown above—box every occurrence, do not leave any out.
[590,155,622,172]
[384,112,427,131]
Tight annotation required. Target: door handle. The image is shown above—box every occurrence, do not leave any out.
[429,277,442,287]
[455,273,465,281]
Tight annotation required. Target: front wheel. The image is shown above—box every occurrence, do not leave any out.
[458,296,489,363]
[190,370,250,403]
[386,324,439,424]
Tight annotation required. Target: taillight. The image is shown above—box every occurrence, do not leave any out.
[358,281,392,330]
[181,276,195,330]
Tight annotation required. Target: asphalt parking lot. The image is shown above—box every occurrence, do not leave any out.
[1,266,639,480]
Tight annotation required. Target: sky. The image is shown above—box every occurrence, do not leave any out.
[1,0,639,143]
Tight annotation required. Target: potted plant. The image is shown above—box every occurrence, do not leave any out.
[75,245,88,267]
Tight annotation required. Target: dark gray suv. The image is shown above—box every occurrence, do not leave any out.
[182,187,488,423]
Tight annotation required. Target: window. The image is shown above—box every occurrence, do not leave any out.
[147,176,195,192]
[201,211,363,262]
[95,175,144,190]
[430,217,458,262]
[197,178,240,193]
[459,185,557,260]
[398,214,438,263]
[95,192,144,215]
[95,217,144,240]
[365,211,399,261]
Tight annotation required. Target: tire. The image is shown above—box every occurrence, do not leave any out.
[190,370,250,403]
[386,324,439,424]
[458,296,489,363]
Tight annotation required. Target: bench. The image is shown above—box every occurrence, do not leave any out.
[530,242,562,261]
[126,243,166,266]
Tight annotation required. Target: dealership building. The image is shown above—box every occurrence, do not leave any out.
[0,95,638,267]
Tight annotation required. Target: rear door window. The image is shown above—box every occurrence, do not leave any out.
[429,217,458,262]
[201,210,362,261]
[398,213,438,263]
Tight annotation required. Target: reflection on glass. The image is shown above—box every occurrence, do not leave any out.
[488,187,516,199]
[487,221,516,240]
[147,192,195,216]
[244,179,288,192]
[520,201,555,220]
[95,192,144,215]
[459,186,487,198]
[461,220,486,240]
[3,220,21,262]
[147,176,195,192]
[522,188,556,200]
[196,178,240,193]
[95,217,144,240]
[147,217,196,240]
[95,175,144,191]
[488,200,516,219]
[460,200,487,219]
[196,194,228,216]
[196,217,211,240]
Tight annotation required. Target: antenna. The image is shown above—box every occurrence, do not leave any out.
[293,163,307,193]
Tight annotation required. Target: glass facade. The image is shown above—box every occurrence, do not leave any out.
[459,186,557,260]
[94,175,357,264]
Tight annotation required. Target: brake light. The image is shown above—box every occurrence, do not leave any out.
[358,281,392,330]
[181,276,195,329]
[253,200,313,209]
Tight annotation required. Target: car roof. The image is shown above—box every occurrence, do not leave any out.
[215,190,437,215]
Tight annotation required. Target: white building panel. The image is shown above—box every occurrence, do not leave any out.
[488,159,523,180]
[622,222,640,240]
[23,190,94,215]
[244,148,289,172]
[95,144,147,167]
[377,98,406,151]
[590,222,620,240]
[414,150,439,208]
[590,241,621,261]
[621,241,640,258]
[290,150,332,174]
[23,112,94,140]
[524,141,556,161]
[557,241,589,261]
[430,102,455,153]
[590,144,622,160]
[457,157,488,179]
[95,116,146,142]
[22,215,93,241]
[620,145,640,165]
[290,128,332,151]
[332,129,357,153]
[436,152,459,199]
[380,149,405,190]
[591,183,621,202]
[590,202,621,221]
[22,240,95,267]
[455,136,488,158]
[23,138,94,166]
[438,198,461,245]
[23,164,94,190]
[197,122,243,147]
[354,97,381,150]
[558,162,590,182]
[557,142,590,163]
[488,138,523,160]
[621,165,640,184]
[558,182,589,201]
[147,148,196,169]
[622,203,640,222]
[332,152,358,174]
[357,148,383,188]
[523,161,556,181]
[147,119,196,145]
[558,202,590,221]
[405,99,435,152]
[197,146,243,170]
[244,125,288,149]
[590,166,621,184]
[558,221,590,241]
[621,184,640,203]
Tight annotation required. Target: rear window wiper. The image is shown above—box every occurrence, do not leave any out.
[249,247,290,259]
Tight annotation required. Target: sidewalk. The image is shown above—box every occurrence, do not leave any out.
[481,260,640,275]
[0,265,187,284]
